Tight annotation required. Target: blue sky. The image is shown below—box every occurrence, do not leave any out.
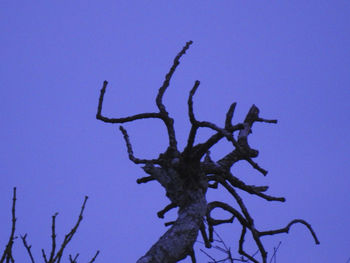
[1,1,350,262]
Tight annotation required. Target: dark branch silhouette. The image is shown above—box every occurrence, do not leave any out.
[0,187,17,263]
[200,230,249,263]
[1,188,99,263]
[96,41,319,263]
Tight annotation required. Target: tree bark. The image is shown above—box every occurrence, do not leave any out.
[96,41,320,263]
[137,189,206,263]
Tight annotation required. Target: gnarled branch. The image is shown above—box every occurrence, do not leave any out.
[97,41,319,263]
[97,41,193,151]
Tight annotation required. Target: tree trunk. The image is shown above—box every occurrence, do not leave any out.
[137,188,206,263]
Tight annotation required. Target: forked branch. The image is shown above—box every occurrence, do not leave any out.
[97,41,194,151]
[97,41,319,263]
[1,189,99,263]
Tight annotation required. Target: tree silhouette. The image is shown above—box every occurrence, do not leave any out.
[96,41,320,263]
[1,188,99,263]
[2,41,319,263]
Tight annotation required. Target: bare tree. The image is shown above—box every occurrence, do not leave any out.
[1,187,99,263]
[96,41,320,263]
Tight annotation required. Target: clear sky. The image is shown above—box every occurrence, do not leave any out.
[1,1,349,262]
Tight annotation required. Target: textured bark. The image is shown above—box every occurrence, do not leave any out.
[135,152,208,263]
[137,190,206,263]
[96,41,319,263]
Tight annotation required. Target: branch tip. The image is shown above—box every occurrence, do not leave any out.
[225,102,237,129]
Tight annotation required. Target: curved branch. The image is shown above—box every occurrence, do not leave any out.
[96,43,194,152]
[238,226,259,263]
[214,104,277,175]
[216,180,268,261]
[225,102,237,129]
[184,82,245,160]
[207,172,285,202]
[206,201,245,244]
[187,80,200,125]
[97,41,319,263]
[155,41,193,149]
[259,219,320,244]
[119,126,160,164]
[185,79,234,158]
[183,80,201,155]
[218,181,254,226]
[157,203,177,219]
[207,201,247,227]
[96,81,162,124]
[156,40,193,113]
[223,172,285,202]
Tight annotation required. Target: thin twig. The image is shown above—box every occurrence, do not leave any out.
[20,234,35,263]
[48,213,59,262]
[69,253,79,263]
[53,196,89,262]
[156,41,193,114]
[0,187,17,263]
[119,126,160,164]
[269,241,281,263]
[88,251,100,263]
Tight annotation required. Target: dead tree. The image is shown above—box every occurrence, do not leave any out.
[96,41,319,263]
